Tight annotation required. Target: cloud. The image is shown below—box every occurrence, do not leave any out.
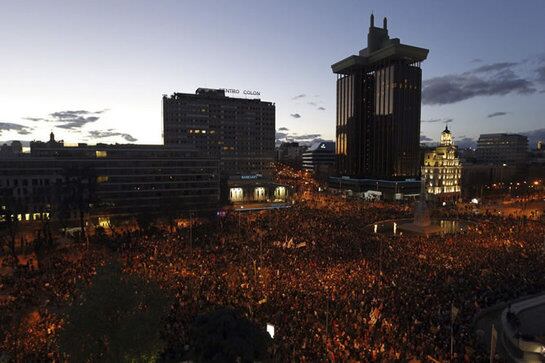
[470,58,483,63]
[521,128,545,147]
[305,100,326,111]
[49,110,104,130]
[422,61,535,105]
[275,130,329,147]
[0,122,34,136]
[420,135,433,142]
[487,111,508,118]
[88,129,137,142]
[275,131,289,141]
[23,117,47,122]
[278,127,289,131]
[536,65,545,83]
[290,113,301,119]
[471,62,518,73]
[456,137,477,149]
[291,94,305,100]
[290,134,322,141]
[25,109,108,130]
[421,118,453,124]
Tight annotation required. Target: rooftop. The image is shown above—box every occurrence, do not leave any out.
[332,14,429,74]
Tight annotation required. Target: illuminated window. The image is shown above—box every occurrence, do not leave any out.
[96,175,109,183]
[96,150,108,158]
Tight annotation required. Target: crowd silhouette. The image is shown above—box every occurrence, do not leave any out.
[1,166,545,361]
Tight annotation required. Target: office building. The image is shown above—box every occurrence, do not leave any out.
[0,133,219,224]
[331,14,428,180]
[302,141,335,175]
[276,142,307,168]
[422,126,461,198]
[476,133,528,165]
[163,88,275,177]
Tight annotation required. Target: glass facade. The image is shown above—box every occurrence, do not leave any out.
[335,61,422,179]
[332,16,428,182]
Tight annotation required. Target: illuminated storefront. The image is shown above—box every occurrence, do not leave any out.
[274,186,286,201]
[254,187,266,201]
[229,188,244,202]
[226,175,289,205]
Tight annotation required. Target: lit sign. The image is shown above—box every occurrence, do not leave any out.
[241,174,262,180]
[222,88,261,96]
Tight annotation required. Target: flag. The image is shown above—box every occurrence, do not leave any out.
[451,304,459,322]
[490,324,497,363]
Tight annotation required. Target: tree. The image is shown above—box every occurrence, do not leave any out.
[0,187,22,259]
[189,308,272,363]
[58,263,171,362]
[53,165,97,241]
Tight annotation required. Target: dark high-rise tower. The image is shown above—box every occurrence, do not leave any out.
[332,15,429,180]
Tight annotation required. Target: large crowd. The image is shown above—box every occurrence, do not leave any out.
[1,166,545,361]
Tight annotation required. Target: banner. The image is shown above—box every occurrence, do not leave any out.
[490,324,497,363]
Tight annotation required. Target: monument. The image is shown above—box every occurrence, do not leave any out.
[398,179,443,235]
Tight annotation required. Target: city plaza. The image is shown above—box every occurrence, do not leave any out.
[1,164,544,361]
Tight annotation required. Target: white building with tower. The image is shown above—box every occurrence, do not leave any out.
[422,126,461,199]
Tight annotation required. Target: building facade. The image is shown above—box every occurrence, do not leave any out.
[163,88,275,177]
[302,141,335,175]
[276,142,307,168]
[331,15,428,180]
[476,133,528,165]
[0,135,219,224]
[422,126,461,198]
[226,175,288,205]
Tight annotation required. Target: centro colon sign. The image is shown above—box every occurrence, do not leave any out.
[222,88,261,96]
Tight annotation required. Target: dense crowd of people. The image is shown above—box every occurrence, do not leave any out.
[1,166,545,361]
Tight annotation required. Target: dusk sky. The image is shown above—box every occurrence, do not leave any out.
[1,0,544,147]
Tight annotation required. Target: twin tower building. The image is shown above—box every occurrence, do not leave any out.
[331,15,430,198]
